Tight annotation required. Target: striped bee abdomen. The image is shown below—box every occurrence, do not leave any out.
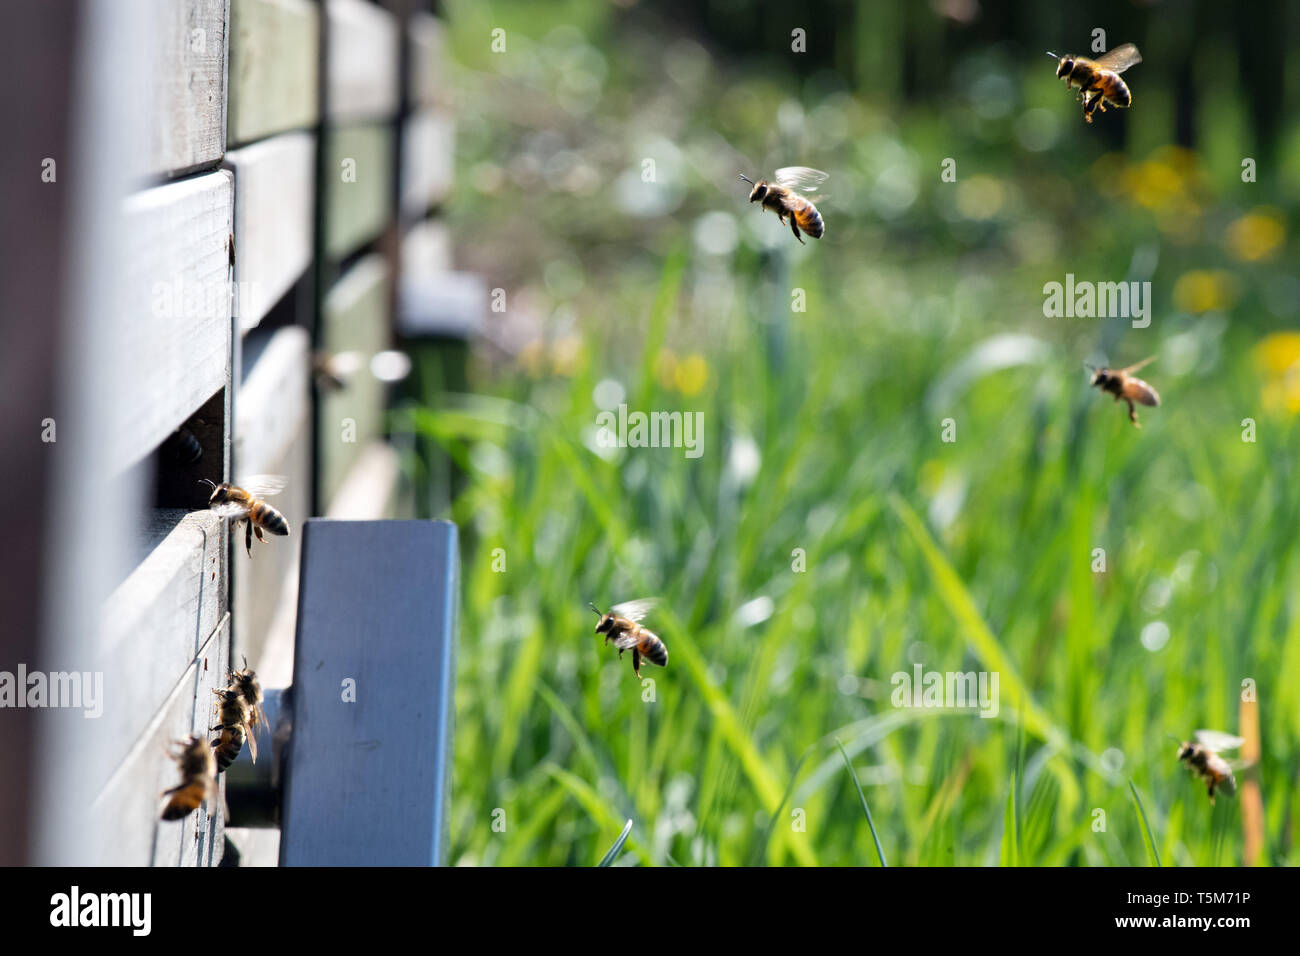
[794,201,824,238]
[641,636,668,667]
[253,502,290,536]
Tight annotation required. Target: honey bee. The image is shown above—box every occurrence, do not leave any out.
[210,687,254,771]
[739,167,827,244]
[1177,730,1244,803]
[1088,356,1160,427]
[200,475,290,557]
[228,657,267,745]
[164,425,204,465]
[312,350,365,393]
[160,735,217,820]
[589,599,668,679]
[1048,44,1142,123]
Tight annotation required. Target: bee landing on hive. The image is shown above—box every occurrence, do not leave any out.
[200,475,290,556]
[739,167,827,245]
[1048,44,1142,123]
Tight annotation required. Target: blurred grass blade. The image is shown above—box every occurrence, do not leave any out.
[1000,775,1019,866]
[749,748,811,866]
[1129,780,1161,867]
[835,738,888,867]
[597,819,634,867]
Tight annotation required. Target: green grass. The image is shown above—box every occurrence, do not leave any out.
[406,4,1300,866]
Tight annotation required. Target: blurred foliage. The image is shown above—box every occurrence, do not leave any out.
[409,0,1300,865]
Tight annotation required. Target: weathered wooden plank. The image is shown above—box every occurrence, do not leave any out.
[326,0,399,121]
[234,326,310,664]
[408,11,445,108]
[400,109,454,219]
[326,441,399,519]
[92,615,229,867]
[319,255,391,506]
[280,520,458,865]
[401,218,453,276]
[99,509,229,796]
[228,0,320,146]
[146,0,228,176]
[225,132,315,331]
[116,171,233,475]
[399,269,487,339]
[323,123,394,260]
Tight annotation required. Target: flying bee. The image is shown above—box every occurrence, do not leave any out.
[210,687,254,770]
[228,656,267,746]
[200,475,290,557]
[312,349,366,393]
[160,735,217,821]
[739,167,827,245]
[163,425,204,465]
[1088,356,1160,428]
[1048,44,1142,123]
[1177,730,1245,804]
[589,599,668,679]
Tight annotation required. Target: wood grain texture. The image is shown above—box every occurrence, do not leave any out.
[228,0,320,146]
[280,520,458,865]
[324,123,394,260]
[92,615,229,867]
[225,132,316,331]
[146,0,228,176]
[99,509,229,796]
[400,109,454,219]
[319,255,391,507]
[326,0,399,121]
[233,326,310,664]
[116,171,233,475]
[408,11,446,108]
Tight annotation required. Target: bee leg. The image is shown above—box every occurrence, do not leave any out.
[1125,399,1139,427]
[244,519,253,557]
[790,218,805,245]
[632,648,642,679]
[254,524,266,544]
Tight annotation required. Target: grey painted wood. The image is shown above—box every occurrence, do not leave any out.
[325,441,400,519]
[280,519,458,866]
[400,109,454,219]
[115,170,233,474]
[408,11,445,108]
[399,269,487,339]
[145,0,229,177]
[228,0,320,146]
[99,509,229,795]
[225,132,316,331]
[319,255,391,507]
[92,614,229,867]
[323,123,394,260]
[233,326,310,664]
[325,0,399,121]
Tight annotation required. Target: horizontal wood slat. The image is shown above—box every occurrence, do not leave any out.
[228,0,320,145]
[145,0,228,177]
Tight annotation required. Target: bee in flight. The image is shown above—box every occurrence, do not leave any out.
[160,735,217,821]
[589,599,668,680]
[200,475,290,557]
[1177,730,1244,803]
[1048,44,1142,123]
[739,167,827,245]
[210,686,254,771]
[1088,356,1160,428]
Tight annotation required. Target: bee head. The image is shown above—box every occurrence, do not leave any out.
[199,478,225,505]
[1055,55,1074,79]
[739,174,767,203]
[589,602,613,634]
[1088,366,1111,388]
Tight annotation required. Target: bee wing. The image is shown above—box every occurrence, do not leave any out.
[1121,377,1160,406]
[611,633,641,650]
[236,474,289,498]
[610,597,659,623]
[1194,730,1245,752]
[774,166,829,193]
[1117,355,1156,376]
[1094,43,1141,74]
[210,501,252,520]
[245,720,258,764]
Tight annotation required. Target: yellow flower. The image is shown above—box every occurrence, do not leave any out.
[674,353,709,396]
[1224,208,1286,262]
[1172,270,1236,313]
[1253,333,1300,416]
